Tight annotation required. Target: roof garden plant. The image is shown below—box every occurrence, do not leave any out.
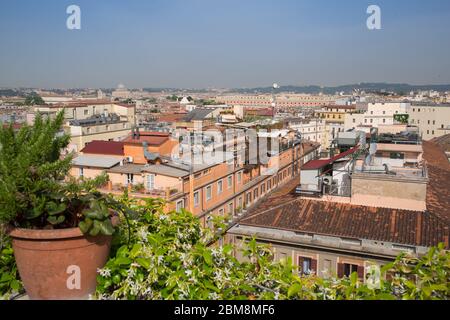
[0,111,115,234]
[0,111,122,299]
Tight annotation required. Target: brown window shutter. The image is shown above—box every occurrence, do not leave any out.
[311,259,318,274]
[297,257,304,273]
[337,263,345,278]
[357,265,365,279]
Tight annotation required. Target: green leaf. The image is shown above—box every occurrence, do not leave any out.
[10,280,21,291]
[83,209,105,220]
[115,257,132,266]
[203,250,213,265]
[46,201,67,216]
[89,224,100,236]
[78,218,93,234]
[136,258,151,269]
[288,283,302,298]
[47,215,65,225]
[96,219,114,236]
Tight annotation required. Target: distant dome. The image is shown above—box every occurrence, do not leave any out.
[117,83,125,89]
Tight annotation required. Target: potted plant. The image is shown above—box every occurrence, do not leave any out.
[0,112,119,300]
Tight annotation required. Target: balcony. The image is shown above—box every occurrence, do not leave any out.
[100,182,184,201]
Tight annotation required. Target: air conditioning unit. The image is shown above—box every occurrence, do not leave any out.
[126,156,133,163]
[322,176,333,185]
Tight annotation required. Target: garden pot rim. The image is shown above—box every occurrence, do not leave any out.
[8,225,86,240]
[8,215,120,240]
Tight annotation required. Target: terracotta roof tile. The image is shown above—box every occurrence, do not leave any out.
[240,141,450,248]
[123,131,170,145]
[80,141,125,156]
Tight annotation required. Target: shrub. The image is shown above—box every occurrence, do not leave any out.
[94,195,450,300]
[0,229,22,299]
[0,111,117,235]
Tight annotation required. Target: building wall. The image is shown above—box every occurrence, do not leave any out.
[231,237,388,280]
[407,105,450,140]
[69,128,131,152]
[216,94,336,108]
[345,102,409,131]
[69,167,105,180]
[351,174,427,211]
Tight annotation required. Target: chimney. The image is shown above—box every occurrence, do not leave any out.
[136,127,140,139]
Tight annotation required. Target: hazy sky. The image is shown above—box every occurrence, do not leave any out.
[1,0,450,89]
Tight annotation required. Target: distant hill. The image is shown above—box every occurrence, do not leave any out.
[230,83,450,95]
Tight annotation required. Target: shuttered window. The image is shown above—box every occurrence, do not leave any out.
[338,263,364,279]
[298,256,317,275]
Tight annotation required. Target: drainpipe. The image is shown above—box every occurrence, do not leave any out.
[189,134,195,214]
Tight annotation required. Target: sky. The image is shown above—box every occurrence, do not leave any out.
[1,0,450,89]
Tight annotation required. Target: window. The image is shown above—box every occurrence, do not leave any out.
[219,209,224,216]
[217,180,223,194]
[228,203,233,215]
[79,167,84,177]
[176,200,184,212]
[298,257,312,275]
[84,110,89,116]
[253,188,258,200]
[194,191,200,207]
[146,174,155,190]
[246,193,252,205]
[237,172,242,183]
[343,264,359,277]
[261,183,266,195]
[390,152,404,160]
[204,186,214,203]
[227,175,232,188]
[126,173,134,185]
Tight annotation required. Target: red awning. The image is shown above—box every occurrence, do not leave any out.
[302,146,359,170]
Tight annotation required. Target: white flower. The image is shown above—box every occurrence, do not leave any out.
[137,228,149,242]
[185,270,193,277]
[97,267,111,278]
[127,268,136,277]
[208,292,220,300]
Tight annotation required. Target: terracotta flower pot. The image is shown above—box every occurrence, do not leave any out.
[9,226,113,300]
